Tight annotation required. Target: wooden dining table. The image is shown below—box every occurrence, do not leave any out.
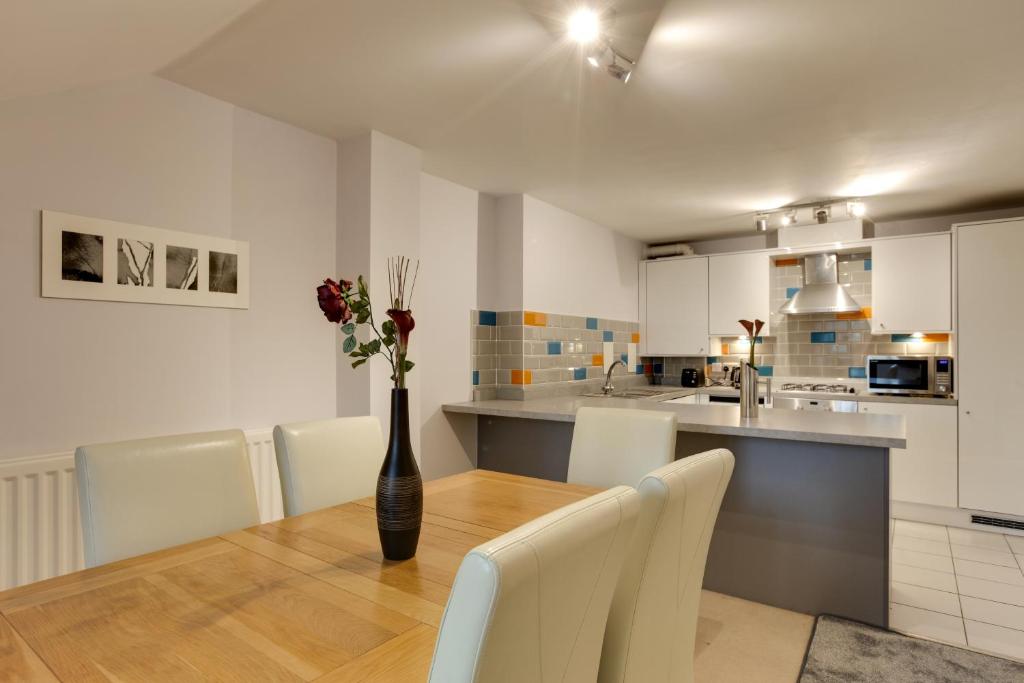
[0,470,600,682]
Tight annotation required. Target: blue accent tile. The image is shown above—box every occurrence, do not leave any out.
[706,356,719,363]
[653,363,664,374]
[602,330,614,342]
[635,364,645,374]
[754,336,764,344]
[848,367,867,379]
[786,287,800,299]
[864,259,872,271]
[586,317,599,330]
[620,353,628,364]
[810,331,836,343]
[547,341,562,355]
[758,365,774,377]
[891,334,914,343]
[472,370,480,386]
[573,367,587,381]
[478,310,497,326]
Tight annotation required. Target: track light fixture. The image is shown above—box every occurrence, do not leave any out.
[755,214,769,232]
[752,199,869,232]
[570,6,637,83]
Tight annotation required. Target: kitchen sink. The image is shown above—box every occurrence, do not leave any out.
[581,387,691,400]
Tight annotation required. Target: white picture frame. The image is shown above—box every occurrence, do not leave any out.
[41,210,249,309]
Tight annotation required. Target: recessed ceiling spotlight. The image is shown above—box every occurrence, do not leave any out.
[754,214,769,232]
[847,200,867,218]
[568,8,601,44]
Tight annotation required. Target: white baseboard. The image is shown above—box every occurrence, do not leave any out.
[892,500,1024,538]
[0,429,283,591]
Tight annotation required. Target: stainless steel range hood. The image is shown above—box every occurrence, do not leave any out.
[778,253,862,315]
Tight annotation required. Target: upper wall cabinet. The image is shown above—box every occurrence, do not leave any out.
[641,257,709,356]
[708,252,770,337]
[870,233,952,334]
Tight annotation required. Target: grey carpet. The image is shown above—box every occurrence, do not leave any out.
[799,615,1024,683]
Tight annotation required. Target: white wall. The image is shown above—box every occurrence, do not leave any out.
[522,195,643,321]
[418,173,478,479]
[0,76,337,460]
[491,194,524,312]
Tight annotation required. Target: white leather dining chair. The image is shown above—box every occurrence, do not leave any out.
[429,486,640,683]
[75,430,260,568]
[273,416,383,516]
[566,406,677,488]
[598,448,735,683]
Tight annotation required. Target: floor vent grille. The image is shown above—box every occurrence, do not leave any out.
[971,515,1024,532]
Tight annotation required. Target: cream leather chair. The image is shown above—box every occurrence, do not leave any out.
[429,486,640,683]
[566,407,677,488]
[75,430,260,567]
[272,416,383,517]
[599,449,735,683]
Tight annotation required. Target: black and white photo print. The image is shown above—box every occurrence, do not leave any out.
[117,239,154,286]
[166,245,199,290]
[209,251,238,294]
[61,231,103,282]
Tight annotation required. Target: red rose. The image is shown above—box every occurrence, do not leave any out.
[317,278,352,324]
[386,308,415,348]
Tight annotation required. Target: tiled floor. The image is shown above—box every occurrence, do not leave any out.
[890,519,1024,662]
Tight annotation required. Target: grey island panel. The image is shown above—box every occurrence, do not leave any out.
[476,414,889,628]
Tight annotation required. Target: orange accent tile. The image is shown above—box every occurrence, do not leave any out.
[592,354,604,367]
[774,258,800,267]
[523,311,547,326]
[922,333,949,342]
[836,306,872,320]
[631,332,640,344]
[510,369,532,385]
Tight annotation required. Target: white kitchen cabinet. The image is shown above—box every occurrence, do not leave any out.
[708,252,770,336]
[871,233,952,333]
[957,218,1024,517]
[859,402,957,507]
[641,257,709,356]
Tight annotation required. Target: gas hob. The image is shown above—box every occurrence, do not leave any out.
[777,382,858,395]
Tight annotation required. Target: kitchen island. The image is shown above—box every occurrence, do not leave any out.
[443,396,906,628]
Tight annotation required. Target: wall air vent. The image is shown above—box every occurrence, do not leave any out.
[971,515,1024,532]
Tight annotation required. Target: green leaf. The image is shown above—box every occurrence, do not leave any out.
[381,320,395,336]
[382,335,396,347]
[356,309,370,324]
[351,358,368,369]
[403,359,415,372]
[366,339,381,355]
[340,322,356,335]
[357,275,369,299]
[342,335,357,353]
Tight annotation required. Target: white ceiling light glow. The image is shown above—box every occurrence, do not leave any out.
[847,200,867,217]
[567,8,601,44]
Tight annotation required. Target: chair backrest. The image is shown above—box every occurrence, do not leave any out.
[599,449,735,683]
[429,486,640,683]
[567,407,677,488]
[272,416,383,517]
[75,429,260,567]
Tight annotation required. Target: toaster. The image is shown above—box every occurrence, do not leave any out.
[681,368,704,388]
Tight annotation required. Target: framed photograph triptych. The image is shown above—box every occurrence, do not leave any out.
[41,211,249,309]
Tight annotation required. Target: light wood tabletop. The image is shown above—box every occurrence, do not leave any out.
[0,469,600,682]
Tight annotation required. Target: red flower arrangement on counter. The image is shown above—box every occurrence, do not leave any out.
[317,256,419,388]
[739,319,765,369]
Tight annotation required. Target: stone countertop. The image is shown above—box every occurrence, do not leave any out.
[443,396,906,449]
[667,385,956,406]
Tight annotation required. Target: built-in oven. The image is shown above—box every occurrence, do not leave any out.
[866,355,954,396]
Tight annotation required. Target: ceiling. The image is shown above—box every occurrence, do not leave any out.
[11,1,1024,242]
[0,1,261,102]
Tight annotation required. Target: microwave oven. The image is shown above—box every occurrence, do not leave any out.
[866,355,954,396]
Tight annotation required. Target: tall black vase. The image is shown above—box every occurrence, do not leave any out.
[376,388,423,561]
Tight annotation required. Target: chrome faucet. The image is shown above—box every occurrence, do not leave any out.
[602,360,626,395]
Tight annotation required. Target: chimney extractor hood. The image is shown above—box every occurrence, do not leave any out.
[778,253,861,315]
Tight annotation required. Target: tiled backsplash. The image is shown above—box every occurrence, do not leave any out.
[643,252,952,381]
[471,311,645,400]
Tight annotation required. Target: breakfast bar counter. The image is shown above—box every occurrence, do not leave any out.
[443,397,907,628]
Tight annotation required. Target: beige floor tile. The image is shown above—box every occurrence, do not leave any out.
[892,563,958,593]
[950,544,1019,568]
[957,576,1024,608]
[894,520,949,542]
[1006,536,1024,554]
[954,558,1024,586]
[893,547,954,573]
[965,620,1024,662]
[948,527,1012,551]
[961,596,1024,631]
[891,582,961,617]
[893,535,951,557]
[694,590,813,683]
[889,602,967,646]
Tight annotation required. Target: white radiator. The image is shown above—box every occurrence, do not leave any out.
[0,428,284,591]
